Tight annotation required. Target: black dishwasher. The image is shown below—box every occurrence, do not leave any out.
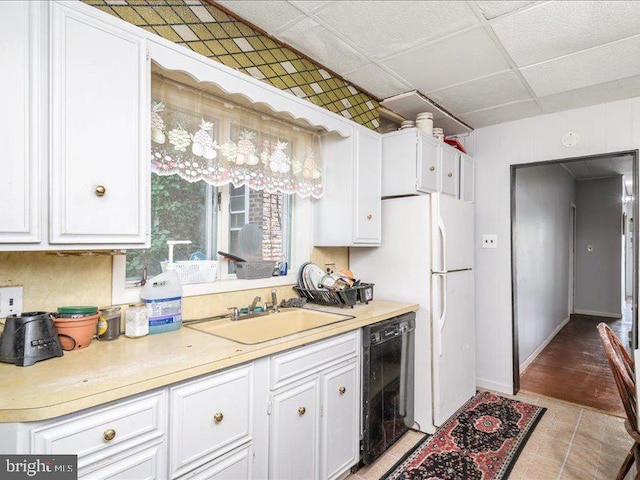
[361,312,415,464]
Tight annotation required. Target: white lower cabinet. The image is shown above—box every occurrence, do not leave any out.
[321,360,359,480]
[29,390,168,478]
[179,444,252,480]
[269,378,321,479]
[80,442,165,480]
[169,365,253,479]
[268,331,361,480]
[0,331,363,480]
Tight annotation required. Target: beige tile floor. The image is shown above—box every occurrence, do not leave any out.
[348,392,634,480]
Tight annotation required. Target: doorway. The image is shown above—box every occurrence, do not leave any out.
[511,151,639,414]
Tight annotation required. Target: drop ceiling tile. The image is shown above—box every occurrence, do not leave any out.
[474,1,536,20]
[277,17,369,73]
[521,36,640,97]
[537,74,640,113]
[288,1,332,13]
[314,1,479,60]
[382,28,511,93]
[216,1,304,34]
[459,100,542,128]
[343,63,412,99]
[492,1,640,67]
[429,71,532,115]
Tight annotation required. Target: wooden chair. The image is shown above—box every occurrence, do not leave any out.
[597,322,640,480]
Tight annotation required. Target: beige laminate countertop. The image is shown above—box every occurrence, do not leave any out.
[0,300,417,423]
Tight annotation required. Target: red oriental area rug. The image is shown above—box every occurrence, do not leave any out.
[383,391,546,479]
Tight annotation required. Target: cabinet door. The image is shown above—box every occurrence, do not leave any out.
[353,127,381,245]
[440,146,460,197]
[321,360,360,480]
[170,366,252,478]
[269,378,320,480]
[0,1,43,244]
[49,2,149,245]
[460,154,475,202]
[416,135,439,194]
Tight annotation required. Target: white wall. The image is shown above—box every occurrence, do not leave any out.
[466,96,640,393]
[515,164,575,366]
[575,177,624,317]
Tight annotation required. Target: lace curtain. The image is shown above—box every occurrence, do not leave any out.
[150,74,324,198]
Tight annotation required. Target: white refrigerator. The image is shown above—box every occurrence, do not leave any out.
[350,194,475,433]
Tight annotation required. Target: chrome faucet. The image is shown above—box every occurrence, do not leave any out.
[271,289,279,313]
[227,306,240,321]
[249,296,261,312]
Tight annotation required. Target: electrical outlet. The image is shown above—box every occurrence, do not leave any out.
[482,234,498,249]
[325,263,336,274]
[0,286,23,318]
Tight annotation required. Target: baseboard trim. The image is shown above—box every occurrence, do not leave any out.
[476,378,513,395]
[574,309,623,319]
[520,316,570,373]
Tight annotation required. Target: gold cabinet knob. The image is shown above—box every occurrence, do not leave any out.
[429,166,435,172]
[103,429,116,442]
[366,214,373,220]
[339,386,346,395]
[447,172,453,178]
[214,412,224,423]
[298,407,306,416]
[95,185,106,197]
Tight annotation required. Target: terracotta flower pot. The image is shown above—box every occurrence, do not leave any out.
[53,313,99,350]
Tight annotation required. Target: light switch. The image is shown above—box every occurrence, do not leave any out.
[482,234,498,249]
[0,286,23,318]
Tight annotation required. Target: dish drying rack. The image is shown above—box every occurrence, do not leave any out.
[294,283,374,308]
[161,240,218,285]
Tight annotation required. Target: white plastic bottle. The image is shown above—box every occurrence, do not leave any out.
[140,270,183,334]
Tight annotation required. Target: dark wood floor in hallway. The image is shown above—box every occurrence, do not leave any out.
[519,307,632,417]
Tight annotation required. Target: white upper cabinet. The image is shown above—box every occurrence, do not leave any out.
[314,125,382,247]
[0,1,44,244]
[440,144,460,198]
[353,127,382,245]
[416,134,440,194]
[382,129,471,200]
[460,153,475,203]
[0,1,150,251]
[49,2,149,245]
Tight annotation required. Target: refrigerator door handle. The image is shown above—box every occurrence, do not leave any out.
[433,272,448,356]
[437,216,447,272]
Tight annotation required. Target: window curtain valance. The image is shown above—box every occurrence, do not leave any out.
[149,74,324,198]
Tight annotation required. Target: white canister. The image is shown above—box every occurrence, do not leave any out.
[125,303,148,338]
[416,112,433,134]
[416,118,433,135]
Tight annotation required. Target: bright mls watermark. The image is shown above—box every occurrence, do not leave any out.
[0,455,77,479]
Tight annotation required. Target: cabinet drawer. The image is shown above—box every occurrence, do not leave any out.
[31,391,166,469]
[79,441,165,479]
[271,331,358,390]
[170,365,252,478]
[180,445,252,480]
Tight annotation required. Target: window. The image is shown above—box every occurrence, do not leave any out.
[114,66,317,301]
[125,176,292,284]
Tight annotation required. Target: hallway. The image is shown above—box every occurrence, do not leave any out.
[519,302,632,416]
